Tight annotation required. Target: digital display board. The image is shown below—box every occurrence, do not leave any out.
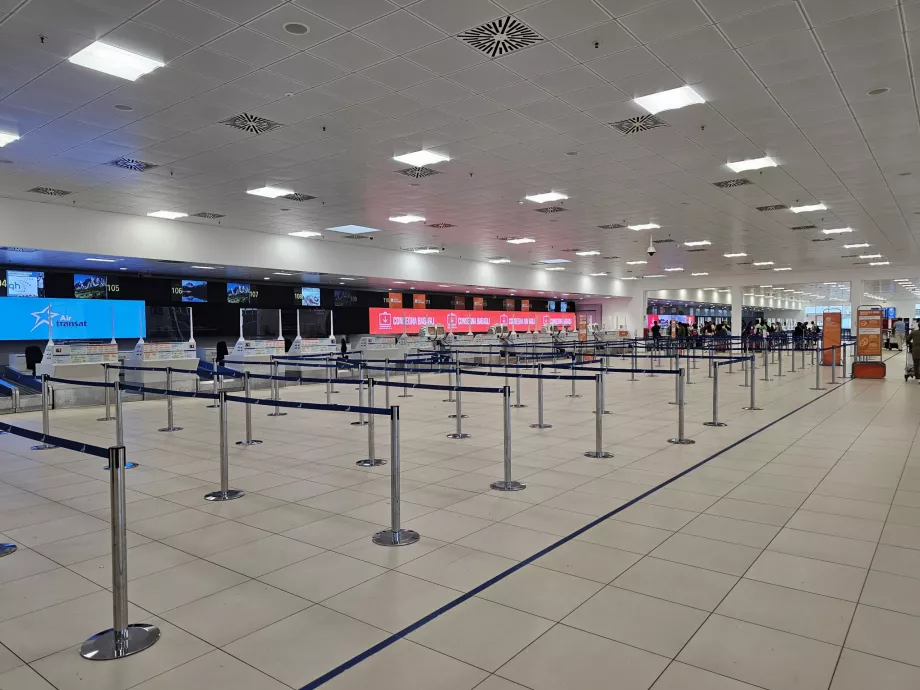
[8,270,44,297]
[74,274,107,299]
[334,290,357,307]
[227,283,250,304]
[297,287,320,307]
[0,297,145,340]
[369,308,576,335]
[172,280,207,303]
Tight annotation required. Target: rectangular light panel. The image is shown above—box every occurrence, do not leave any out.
[326,225,379,234]
[726,156,777,173]
[525,192,568,203]
[507,237,535,244]
[247,186,294,198]
[633,85,705,115]
[393,150,449,167]
[389,214,426,223]
[789,203,827,213]
[147,210,187,219]
[289,231,322,238]
[0,132,19,147]
[628,223,660,231]
[68,41,164,81]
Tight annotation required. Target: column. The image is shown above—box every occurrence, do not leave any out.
[731,284,744,337]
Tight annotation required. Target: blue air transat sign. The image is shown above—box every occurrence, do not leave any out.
[0,298,146,340]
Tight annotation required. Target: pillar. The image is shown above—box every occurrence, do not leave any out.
[731,284,744,337]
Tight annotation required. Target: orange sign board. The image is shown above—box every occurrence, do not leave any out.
[822,312,842,365]
[857,308,882,357]
[453,296,465,309]
[521,300,530,312]
[473,297,484,311]
[577,314,588,343]
[388,292,402,308]
[503,298,515,311]
[413,293,426,309]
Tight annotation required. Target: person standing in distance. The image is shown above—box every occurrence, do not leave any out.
[894,318,907,351]
[906,321,920,381]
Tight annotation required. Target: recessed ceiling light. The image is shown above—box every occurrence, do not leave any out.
[525,192,568,203]
[789,203,827,213]
[859,254,883,259]
[272,272,293,276]
[339,277,356,281]
[113,104,134,112]
[753,261,774,266]
[412,247,439,254]
[393,150,449,167]
[622,276,638,280]
[147,210,188,219]
[264,277,270,280]
[626,260,648,265]
[726,156,777,173]
[843,243,869,248]
[628,223,660,231]
[438,284,452,287]
[644,274,665,278]
[247,185,294,198]
[289,230,322,238]
[664,267,684,272]
[867,87,890,96]
[774,267,792,271]
[507,237,535,244]
[633,85,705,115]
[822,227,853,234]
[545,267,565,271]
[575,250,600,256]
[589,272,608,276]
[724,252,747,258]
[488,258,511,264]
[392,281,406,284]
[870,261,890,266]
[389,214,426,223]
[691,272,709,276]
[68,41,164,81]
[85,257,116,263]
[760,285,773,287]
[192,265,216,270]
[327,225,379,234]
[284,22,310,34]
[0,132,19,147]
[683,240,711,247]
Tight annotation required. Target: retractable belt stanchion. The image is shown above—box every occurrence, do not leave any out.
[399,356,412,398]
[31,375,56,451]
[704,363,727,427]
[648,346,656,377]
[329,356,339,395]
[357,379,385,467]
[504,351,510,390]
[351,366,368,427]
[207,357,220,408]
[630,342,637,382]
[267,360,286,417]
[447,370,470,439]
[830,346,838,385]
[743,356,762,410]
[670,353,680,404]
[668,369,695,445]
[325,361,332,404]
[236,372,262,446]
[205,391,244,502]
[373,407,419,547]
[106,383,137,470]
[512,363,526,408]
[444,363,455,403]
[98,363,115,421]
[840,343,849,379]
[585,374,613,458]
[81,445,160,660]
[384,360,391,409]
[812,349,827,391]
[762,346,772,382]
[491,385,526,491]
[530,363,552,429]
[776,342,784,377]
[740,355,749,388]
[158,367,182,433]
[791,342,796,373]
[566,354,580,398]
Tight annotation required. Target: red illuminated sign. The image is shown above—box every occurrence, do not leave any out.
[369,308,576,335]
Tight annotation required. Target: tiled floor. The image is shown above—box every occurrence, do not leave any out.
[1,353,919,689]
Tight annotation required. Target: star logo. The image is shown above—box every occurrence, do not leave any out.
[30,305,59,333]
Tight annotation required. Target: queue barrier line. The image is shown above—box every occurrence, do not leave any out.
[46,376,115,389]
[243,371,361,386]
[0,420,110,458]
[373,380,504,394]
[224,394,389,416]
[120,383,218,401]
[106,364,174,373]
[458,369,598,382]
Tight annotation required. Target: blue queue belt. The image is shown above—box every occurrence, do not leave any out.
[0,421,109,458]
[45,376,114,388]
[223,395,390,416]
[244,371,363,385]
[106,364,172,373]
[120,383,218,400]
[373,380,504,394]
[458,369,597,381]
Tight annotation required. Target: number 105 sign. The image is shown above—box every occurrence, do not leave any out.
[369,307,575,334]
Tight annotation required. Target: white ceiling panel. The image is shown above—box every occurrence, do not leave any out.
[354,10,446,53]
[515,0,610,39]
[293,0,397,30]
[407,0,505,35]
[136,0,236,44]
[307,32,394,71]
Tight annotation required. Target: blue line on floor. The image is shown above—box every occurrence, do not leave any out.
[299,373,862,690]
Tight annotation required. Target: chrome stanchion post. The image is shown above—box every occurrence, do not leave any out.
[329,356,339,395]
[443,367,455,403]
[670,353,680,404]
[384,359,391,409]
[31,375,56,450]
[158,367,182,433]
[504,351,509,390]
[357,379,385,467]
[585,374,613,458]
[740,355,750,387]
[399,356,412,398]
[840,343,849,379]
[205,391,244,502]
[206,357,220,408]
[105,384,139,471]
[82,445,160,660]
[762,346,771,381]
[648,346,656,377]
[530,363,552,429]
[236,372,262,446]
[512,369,526,408]
[373,407,419,546]
[811,349,826,390]
[98,364,115,421]
[267,360,286,417]
[744,356,762,410]
[668,369,695,445]
[446,365,469,437]
[830,346,838,385]
[704,363,727,427]
[791,342,796,373]
[325,359,332,404]
[492,386,526,490]
[776,342,784,377]
[566,355,580,398]
[630,342,637,381]
[351,365,368,427]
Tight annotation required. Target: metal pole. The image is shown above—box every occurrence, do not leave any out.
[512,369,526,408]
[444,368,455,403]
[776,342,784,377]
[567,355,580,398]
[504,351,509,390]
[81,445,160,660]
[704,364,727,427]
[357,379,385,467]
[840,343,849,379]
[329,356,339,394]
[630,342,637,382]
[791,342,796,373]
[741,354,750,387]
[236,372,262,446]
[670,353,680,404]
[762,346,771,381]
[205,391,243,501]
[31,375,56,450]
[585,374,613,458]
[158,368,182,433]
[811,349,826,390]
[267,360,286,417]
[668,369,695,445]
[325,359,332,404]
[372,407,419,546]
[492,386,526,490]
[352,366,368,426]
[447,365,470,438]
[98,364,115,421]
[384,360,391,409]
[530,363,552,429]
[744,356,762,410]
[830,346,838,384]
[206,357,220,408]
[399,356,412,398]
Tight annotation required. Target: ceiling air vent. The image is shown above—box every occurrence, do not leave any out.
[220,113,283,134]
[735,261,753,265]
[598,223,625,229]
[686,248,707,253]
[791,225,816,230]
[653,238,674,244]
[281,193,315,202]
[458,16,543,58]
[840,254,859,259]
[110,157,157,172]
[713,179,752,188]
[535,206,566,213]
[811,237,834,242]
[428,223,455,228]
[191,212,225,219]
[756,204,787,211]
[602,255,620,260]
[397,167,441,178]
[27,186,71,196]
[852,261,870,265]
[609,114,666,135]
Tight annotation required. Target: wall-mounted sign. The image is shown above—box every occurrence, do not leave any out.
[413,293,426,308]
[473,296,484,310]
[368,308,575,335]
[521,300,530,312]
[0,297,146,340]
[388,292,403,308]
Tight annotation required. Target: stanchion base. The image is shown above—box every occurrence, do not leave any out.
[442,397,455,403]
[204,489,245,502]
[0,544,16,557]
[30,443,57,451]
[81,624,161,660]
[236,439,263,446]
[565,394,582,399]
[739,384,750,388]
[206,403,220,409]
[775,373,785,377]
[742,406,763,411]
[668,438,696,445]
[491,480,526,491]
[329,390,340,394]
[103,462,138,470]
[96,417,115,422]
[372,528,420,547]
[158,426,183,433]
[350,420,369,426]
[530,423,553,429]
[703,421,728,427]
[510,404,528,409]
[447,433,471,439]
[447,414,468,419]
[584,451,613,458]
[267,412,288,417]
[356,458,387,467]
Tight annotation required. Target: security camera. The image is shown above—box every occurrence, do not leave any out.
[647,239,656,256]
